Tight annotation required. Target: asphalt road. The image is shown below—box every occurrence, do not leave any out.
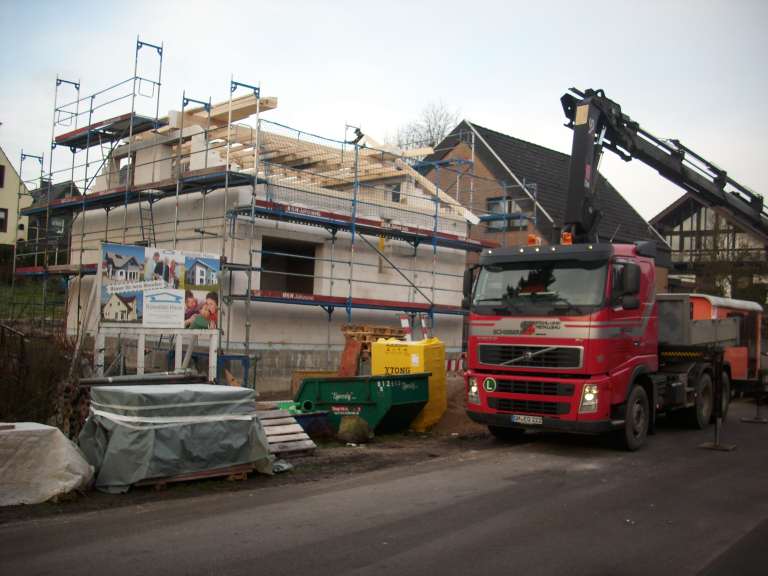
[2,400,768,576]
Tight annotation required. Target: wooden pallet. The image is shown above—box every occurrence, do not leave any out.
[135,462,256,490]
[341,324,406,341]
[341,324,406,362]
[257,409,317,456]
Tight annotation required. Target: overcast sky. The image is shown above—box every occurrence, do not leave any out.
[1,0,765,220]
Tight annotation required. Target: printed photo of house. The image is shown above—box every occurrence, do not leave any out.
[101,293,140,322]
[103,246,145,282]
[185,257,219,290]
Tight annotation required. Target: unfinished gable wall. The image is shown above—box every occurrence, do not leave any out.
[426,141,539,264]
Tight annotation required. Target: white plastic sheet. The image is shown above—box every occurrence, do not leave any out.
[0,422,93,506]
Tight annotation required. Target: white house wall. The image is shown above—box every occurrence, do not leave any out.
[66,182,468,387]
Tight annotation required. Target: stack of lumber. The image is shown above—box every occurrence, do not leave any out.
[256,409,317,456]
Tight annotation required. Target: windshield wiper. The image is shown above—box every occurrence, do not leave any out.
[473,298,523,314]
[550,300,583,315]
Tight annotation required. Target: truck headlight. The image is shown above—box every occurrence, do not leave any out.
[468,378,480,405]
[579,383,599,414]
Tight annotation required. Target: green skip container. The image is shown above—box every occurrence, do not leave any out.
[293,372,430,433]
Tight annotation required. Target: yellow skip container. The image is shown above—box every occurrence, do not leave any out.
[371,337,446,432]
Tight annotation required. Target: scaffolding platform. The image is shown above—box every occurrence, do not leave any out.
[230,290,465,316]
[230,199,493,252]
[54,112,167,149]
[14,263,99,277]
[20,167,255,216]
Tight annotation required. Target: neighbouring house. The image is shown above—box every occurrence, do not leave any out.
[103,252,142,281]
[0,146,31,279]
[650,192,768,306]
[186,259,217,286]
[422,120,671,289]
[17,180,82,270]
[102,293,138,322]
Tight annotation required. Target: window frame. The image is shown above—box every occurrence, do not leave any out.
[485,196,528,232]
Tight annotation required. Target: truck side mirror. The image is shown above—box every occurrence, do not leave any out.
[622,294,640,310]
[623,263,641,295]
[462,267,476,309]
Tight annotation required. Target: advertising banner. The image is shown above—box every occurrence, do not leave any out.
[99,243,221,329]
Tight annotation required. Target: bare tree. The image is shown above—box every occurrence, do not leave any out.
[395,101,460,151]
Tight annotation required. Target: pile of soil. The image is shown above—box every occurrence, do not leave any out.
[430,376,487,437]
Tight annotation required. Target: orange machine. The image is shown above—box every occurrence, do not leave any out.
[676,294,763,384]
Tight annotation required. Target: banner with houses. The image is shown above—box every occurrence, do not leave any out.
[99,243,221,329]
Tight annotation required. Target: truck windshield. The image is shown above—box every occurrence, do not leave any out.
[472,261,607,316]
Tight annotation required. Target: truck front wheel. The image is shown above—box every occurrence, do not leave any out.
[621,385,649,451]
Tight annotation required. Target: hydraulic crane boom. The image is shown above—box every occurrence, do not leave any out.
[560,87,768,244]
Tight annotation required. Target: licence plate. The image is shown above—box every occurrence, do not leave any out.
[511,414,543,425]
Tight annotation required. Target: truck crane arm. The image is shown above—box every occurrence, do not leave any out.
[560,87,768,243]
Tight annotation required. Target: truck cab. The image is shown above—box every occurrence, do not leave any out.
[464,241,658,448]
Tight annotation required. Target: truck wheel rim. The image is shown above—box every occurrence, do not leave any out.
[631,400,646,438]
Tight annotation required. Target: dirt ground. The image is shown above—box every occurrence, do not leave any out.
[0,376,490,525]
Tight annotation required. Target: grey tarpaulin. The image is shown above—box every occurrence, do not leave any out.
[78,384,273,493]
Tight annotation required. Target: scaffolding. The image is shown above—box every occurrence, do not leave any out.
[11,38,164,334]
[10,41,544,382]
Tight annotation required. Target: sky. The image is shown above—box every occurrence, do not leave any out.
[1,0,766,220]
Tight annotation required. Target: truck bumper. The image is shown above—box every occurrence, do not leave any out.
[466,409,622,434]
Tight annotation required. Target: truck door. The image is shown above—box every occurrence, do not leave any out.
[606,259,644,372]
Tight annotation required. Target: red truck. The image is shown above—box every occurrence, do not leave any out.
[463,89,767,450]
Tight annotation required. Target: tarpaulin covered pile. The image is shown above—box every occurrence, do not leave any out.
[0,422,93,506]
[78,384,272,493]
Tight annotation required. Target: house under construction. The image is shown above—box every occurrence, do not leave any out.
[12,41,514,391]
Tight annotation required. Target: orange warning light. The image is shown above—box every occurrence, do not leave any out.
[527,234,541,246]
[561,232,573,245]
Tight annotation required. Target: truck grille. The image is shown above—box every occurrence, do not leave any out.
[478,345,582,369]
[488,397,570,416]
[495,381,574,396]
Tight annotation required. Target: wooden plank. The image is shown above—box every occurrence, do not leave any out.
[259,417,296,427]
[269,439,317,454]
[134,463,255,487]
[262,423,304,435]
[193,94,278,124]
[256,409,291,419]
[266,432,311,444]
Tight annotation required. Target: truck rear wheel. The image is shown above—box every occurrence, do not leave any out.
[620,385,649,451]
[688,373,713,429]
[488,426,526,441]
